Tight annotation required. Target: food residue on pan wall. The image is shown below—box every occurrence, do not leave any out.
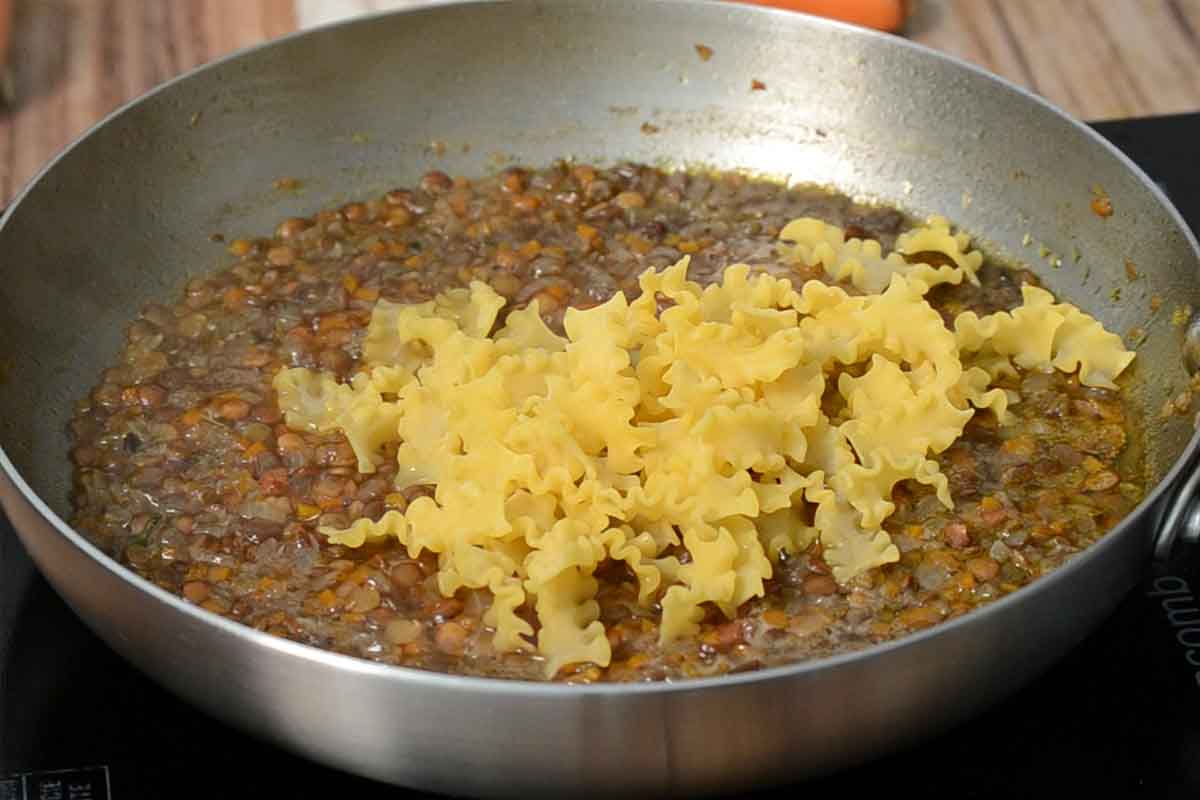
[1034,242,1063,269]
[1090,185,1114,218]
[694,43,714,61]
[1174,305,1194,328]
[1160,371,1200,421]
[1161,304,1200,425]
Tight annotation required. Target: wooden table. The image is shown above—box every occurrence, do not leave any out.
[1,0,1197,205]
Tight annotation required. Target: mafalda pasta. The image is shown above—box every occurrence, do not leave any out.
[273,216,1134,677]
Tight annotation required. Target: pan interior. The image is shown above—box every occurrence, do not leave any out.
[0,0,1196,519]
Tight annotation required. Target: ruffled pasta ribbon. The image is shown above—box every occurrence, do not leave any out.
[273,218,1133,677]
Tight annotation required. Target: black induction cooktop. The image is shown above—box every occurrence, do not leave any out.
[3,114,1200,800]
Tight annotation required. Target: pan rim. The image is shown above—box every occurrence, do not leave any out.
[2,0,1198,698]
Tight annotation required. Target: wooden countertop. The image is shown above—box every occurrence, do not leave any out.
[0,0,1197,205]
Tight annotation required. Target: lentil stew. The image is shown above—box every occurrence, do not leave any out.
[69,162,1143,682]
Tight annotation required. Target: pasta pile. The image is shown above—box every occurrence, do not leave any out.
[273,215,1134,676]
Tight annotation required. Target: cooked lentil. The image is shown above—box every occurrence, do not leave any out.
[69,161,1142,682]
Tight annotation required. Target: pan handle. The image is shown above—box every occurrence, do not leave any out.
[1154,316,1200,563]
[1154,461,1200,563]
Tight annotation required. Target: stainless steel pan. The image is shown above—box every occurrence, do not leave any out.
[3,1,1200,795]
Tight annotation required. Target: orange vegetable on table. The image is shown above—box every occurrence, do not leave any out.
[729,0,911,33]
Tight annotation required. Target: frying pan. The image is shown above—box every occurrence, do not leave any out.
[2,1,1199,796]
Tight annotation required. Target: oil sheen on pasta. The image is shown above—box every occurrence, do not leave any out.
[69,163,1143,682]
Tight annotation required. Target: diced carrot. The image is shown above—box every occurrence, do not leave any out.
[762,609,789,627]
